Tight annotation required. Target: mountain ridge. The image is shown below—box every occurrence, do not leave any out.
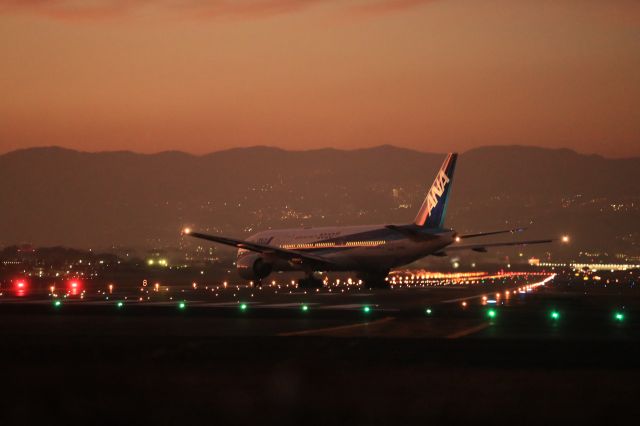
[0,145,638,255]
[5,144,631,159]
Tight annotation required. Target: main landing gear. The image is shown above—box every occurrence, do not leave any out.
[297,275,324,289]
[296,271,391,289]
[358,270,391,289]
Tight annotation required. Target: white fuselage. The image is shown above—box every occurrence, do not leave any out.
[238,224,455,273]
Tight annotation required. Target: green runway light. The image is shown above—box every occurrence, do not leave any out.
[239,303,248,311]
[301,304,309,312]
[116,301,124,309]
[178,301,186,310]
[550,310,560,320]
[53,300,62,308]
[363,306,371,313]
[425,308,432,315]
[487,309,497,319]
[614,312,625,322]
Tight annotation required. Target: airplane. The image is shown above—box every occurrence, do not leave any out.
[183,153,552,288]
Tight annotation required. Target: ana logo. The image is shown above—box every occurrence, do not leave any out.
[426,170,450,216]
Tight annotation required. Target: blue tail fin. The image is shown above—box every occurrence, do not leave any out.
[414,153,458,228]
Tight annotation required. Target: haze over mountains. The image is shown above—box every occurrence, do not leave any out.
[1,145,638,258]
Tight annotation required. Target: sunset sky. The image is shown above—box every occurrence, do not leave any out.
[1,0,639,157]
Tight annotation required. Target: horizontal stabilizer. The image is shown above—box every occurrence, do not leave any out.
[446,239,553,253]
[459,227,526,239]
[471,247,488,253]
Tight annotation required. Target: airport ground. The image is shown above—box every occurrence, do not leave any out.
[1,269,639,425]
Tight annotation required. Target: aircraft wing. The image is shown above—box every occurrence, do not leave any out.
[458,227,526,239]
[445,239,553,253]
[185,231,339,268]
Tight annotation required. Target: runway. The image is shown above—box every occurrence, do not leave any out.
[1,272,638,340]
[2,271,640,425]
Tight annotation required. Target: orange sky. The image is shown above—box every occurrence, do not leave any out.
[1,0,639,156]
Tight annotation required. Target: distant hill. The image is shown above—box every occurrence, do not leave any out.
[1,145,639,258]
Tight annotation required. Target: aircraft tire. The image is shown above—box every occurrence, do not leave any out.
[360,271,390,289]
[297,277,324,289]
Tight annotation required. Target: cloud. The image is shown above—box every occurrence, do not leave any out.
[0,0,142,21]
[0,0,435,21]
[183,0,328,19]
[0,0,328,21]
[348,0,437,17]
[185,0,433,19]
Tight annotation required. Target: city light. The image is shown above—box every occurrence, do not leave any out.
[561,235,570,243]
[183,227,192,235]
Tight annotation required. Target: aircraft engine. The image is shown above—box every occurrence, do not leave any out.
[237,254,273,281]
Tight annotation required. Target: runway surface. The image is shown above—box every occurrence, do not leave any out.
[2,272,640,425]
[1,273,637,340]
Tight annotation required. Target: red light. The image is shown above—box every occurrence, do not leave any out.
[13,279,28,296]
[67,279,83,295]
